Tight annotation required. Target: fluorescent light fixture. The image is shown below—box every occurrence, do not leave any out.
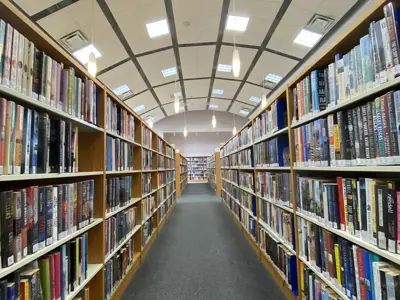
[162,67,177,77]
[293,29,322,47]
[249,96,261,103]
[73,44,102,65]
[217,64,232,72]
[133,104,145,113]
[212,89,224,95]
[113,84,130,96]
[146,19,169,38]
[209,104,218,109]
[174,91,182,97]
[226,15,249,32]
[239,109,249,116]
[265,73,282,83]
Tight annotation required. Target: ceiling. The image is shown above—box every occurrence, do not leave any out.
[12,0,359,124]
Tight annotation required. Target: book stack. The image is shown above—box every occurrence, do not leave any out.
[157,188,164,206]
[142,218,153,247]
[142,196,155,222]
[239,189,256,216]
[239,126,252,148]
[105,97,135,141]
[221,135,239,156]
[142,149,153,170]
[142,173,152,196]
[238,149,253,168]
[166,157,173,169]
[0,180,94,268]
[221,169,238,184]
[106,136,134,171]
[0,21,98,125]
[158,201,166,223]
[141,125,152,149]
[254,99,287,141]
[105,207,136,258]
[157,137,163,153]
[259,229,298,296]
[166,181,173,196]
[166,171,174,184]
[238,171,254,191]
[254,137,289,168]
[104,236,135,299]
[166,145,174,158]
[157,154,164,170]
[222,180,239,200]
[158,172,165,186]
[240,207,257,239]
[256,172,292,208]
[105,176,132,214]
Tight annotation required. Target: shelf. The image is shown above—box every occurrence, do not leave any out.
[294,166,400,172]
[141,169,157,172]
[254,127,289,144]
[106,170,141,175]
[256,195,294,213]
[104,225,141,263]
[158,199,167,209]
[141,145,157,152]
[142,231,156,250]
[142,188,157,198]
[142,209,157,225]
[66,264,103,300]
[105,198,141,219]
[0,84,103,133]
[0,171,103,182]
[0,218,102,279]
[255,166,291,171]
[258,219,295,254]
[239,186,256,196]
[106,131,140,146]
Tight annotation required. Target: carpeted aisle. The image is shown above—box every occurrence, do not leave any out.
[121,183,286,300]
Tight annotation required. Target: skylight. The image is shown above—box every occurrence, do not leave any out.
[226,15,250,32]
[162,67,177,77]
[174,91,182,97]
[265,73,283,84]
[239,109,249,116]
[133,104,145,113]
[209,104,219,109]
[212,89,224,95]
[73,44,102,65]
[217,64,232,72]
[249,96,260,103]
[113,84,130,96]
[293,29,322,48]
[146,19,169,38]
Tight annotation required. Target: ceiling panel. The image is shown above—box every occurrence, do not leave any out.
[229,100,253,117]
[185,79,211,98]
[173,0,222,44]
[37,0,128,70]
[163,102,176,116]
[237,83,270,106]
[154,82,178,104]
[180,46,215,78]
[217,46,257,80]
[137,49,176,86]
[211,99,230,111]
[187,98,207,111]
[98,60,147,95]
[212,79,240,99]
[13,0,60,16]
[125,90,158,113]
[141,107,165,123]
[223,0,283,46]
[107,0,172,54]
[249,51,298,83]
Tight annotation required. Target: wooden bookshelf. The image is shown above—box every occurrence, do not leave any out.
[0,1,177,299]
[207,151,221,196]
[187,156,208,182]
[219,1,400,299]
[175,152,187,197]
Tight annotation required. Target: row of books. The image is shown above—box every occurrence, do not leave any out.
[166,182,174,196]
[142,173,152,195]
[0,21,98,125]
[158,173,165,186]
[141,126,152,149]
[239,126,253,149]
[239,205,257,240]
[105,176,132,215]
[142,196,155,222]
[259,201,295,249]
[142,218,153,246]
[157,188,164,206]
[166,145,174,158]
[256,172,293,208]
[221,169,239,184]
[239,171,254,191]
[157,138,163,155]
[254,99,287,140]
[105,97,135,141]
[297,176,400,254]
[166,157,173,169]
[166,171,174,184]
[142,149,153,170]
[0,99,79,175]
[294,91,400,167]
[292,2,400,122]
[222,181,239,200]
[106,136,134,172]
[104,236,135,299]
[1,180,94,268]
[158,202,166,223]
[221,135,239,156]
[105,207,137,258]
[298,216,400,299]
[259,228,298,296]
[157,154,164,169]
[238,149,253,168]
[239,190,256,216]
[254,137,289,168]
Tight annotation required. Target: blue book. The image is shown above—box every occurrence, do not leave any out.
[277,136,289,167]
[6,283,15,300]
[38,186,46,249]
[311,70,318,112]
[334,54,343,101]
[30,110,38,174]
[21,108,32,174]
[276,99,287,130]
[45,186,53,246]
[291,214,296,251]
[288,254,298,296]
[363,250,373,300]
[60,244,66,300]
[251,195,257,217]
[369,252,380,300]
[342,240,351,297]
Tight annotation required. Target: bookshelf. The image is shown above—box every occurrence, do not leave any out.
[187,156,208,182]
[0,1,177,299]
[175,152,187,197]
[220,1,400,299]
[207,151,221,196]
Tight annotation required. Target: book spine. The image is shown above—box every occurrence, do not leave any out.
[14,105,23,175]
[388,92,400,161]
[2,25,12,87]
[32,50,42,100]
[0,98,6,175]
[52,186,58,244]
[22,37,28,95]
[16,33,24,92]
[1,192,14,267]
[375,20,388,84]
[37,113,49,174]
[26,42,34,98]
[38,187,46,249]
[376,184,388,249]
[29,111,38,174]
[387,181,397,253]
[21,109,31,174]
[39,54,47,103]
[10,28,19,90]
[21,189,28,257]
[380,18,394,80]
[45,186,53,246]
[382,93,393,163]
[0,20,6,80]
[12,191,22,263]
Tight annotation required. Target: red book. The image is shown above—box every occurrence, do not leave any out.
[49,254,55,300]
[337,177,346,231]
[356,247,367,300]
[53,252,61,300]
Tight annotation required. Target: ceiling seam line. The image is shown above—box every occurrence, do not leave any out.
[29,0,81,21]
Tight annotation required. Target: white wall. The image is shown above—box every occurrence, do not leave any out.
[164,132,231,156]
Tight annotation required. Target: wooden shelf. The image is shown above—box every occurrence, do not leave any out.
[106,130,140,146]
[105,198,141,219]
[104,225,141,263]
[0,171,103,182]
[67,264,103,300]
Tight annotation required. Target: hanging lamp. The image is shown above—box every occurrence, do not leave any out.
[88,0,97,77]
[232,0,240,78]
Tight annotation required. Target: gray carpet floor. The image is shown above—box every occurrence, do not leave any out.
[121,183,287,300]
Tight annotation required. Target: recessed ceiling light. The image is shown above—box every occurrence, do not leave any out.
[226,15,249,32]
[239,109,249,116]
[133,104,145,113]
[113,84,130,96]
[162,67,177,77]
[212,89,224,95]
[209,104,218,109]
[174,91,182,97]
[146,19,169,38]
[293,29,322,47]
[265,73,282,83]
[217,64,232,72]
[73,44,102,65]
[249,96,260,103]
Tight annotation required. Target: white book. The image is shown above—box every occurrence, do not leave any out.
[52,186,58,243]
[26,42,34,98]
[380,18,394,81]
[16,33,24,93]
[21,37,29,95]
[10,28,19,90]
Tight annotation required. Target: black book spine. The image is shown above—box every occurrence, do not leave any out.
[362,104,371,160]
[338,111,351,162]
[352,108,360,161]
[323,68,330,109]
[348,243,357,299]
[49,119,61,173]
[21,189,28,257]
[356,106,366,160]
[338,238,346,290]
[367,102,376,160]
[45,186,53,246]
[317,70,327,111]
[37,113,49,174]
[40,53,47,98]
[351,178,360,234]
[1,191,13,267]
[65,122,71,173]
[38,187,46,249]
[359,178,368,237]
[387,181,397,253]
[347,108,356,162]
[70,240,76,291]
[387,92,399,157]
[32,50,42,97]
[376,184,388,250]
[346,178,355,235]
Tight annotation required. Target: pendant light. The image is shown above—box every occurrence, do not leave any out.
[174,74,180,113]
[232,114,237,134]
[183,126,188,137]
[211,98,216,128]
[232,0,240,78]
[148,119,153,129]
[183,109,188,137]
[88,0,97,77]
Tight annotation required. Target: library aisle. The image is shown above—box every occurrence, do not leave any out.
[121,183,286,300]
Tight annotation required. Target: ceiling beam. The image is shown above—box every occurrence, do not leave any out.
[206,0,230,110]
[226,0,292,112]
[96,0,167,116]
[136,45,174,58]
[97,57,131,76]
[30,0,80,21]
